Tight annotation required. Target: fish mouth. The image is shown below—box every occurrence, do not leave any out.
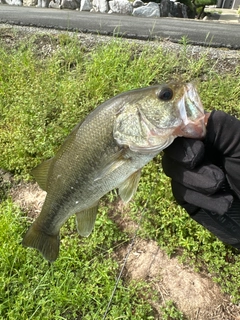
[175,83,206,139]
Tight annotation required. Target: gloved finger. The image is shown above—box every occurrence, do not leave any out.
[191,200,240,247]
[162,155,225,195]
[206,110,240,158]
[171,181,233,215]
[206,111,240,197]
[163,138,205,169]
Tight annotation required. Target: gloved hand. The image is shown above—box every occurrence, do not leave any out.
[162,110,240,249]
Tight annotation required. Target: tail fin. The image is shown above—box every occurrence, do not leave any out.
[22,223,60,262]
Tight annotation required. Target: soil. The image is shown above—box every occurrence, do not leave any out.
[7,180,240,319]
[1,24,240,319]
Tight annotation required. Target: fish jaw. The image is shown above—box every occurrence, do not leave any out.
[175,83,206,139]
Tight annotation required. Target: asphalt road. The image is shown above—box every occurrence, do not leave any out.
[0,4,240,49]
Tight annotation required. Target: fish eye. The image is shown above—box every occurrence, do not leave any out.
[158,87,173,101]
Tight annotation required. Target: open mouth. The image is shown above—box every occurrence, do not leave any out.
[176,83,206,139]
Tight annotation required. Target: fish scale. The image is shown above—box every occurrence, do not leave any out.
[22,82,206,262]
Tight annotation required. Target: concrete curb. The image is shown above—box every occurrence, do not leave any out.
[205,8,239,23]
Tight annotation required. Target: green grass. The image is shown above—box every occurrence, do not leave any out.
[0,32,222,178]
[161,300,185,320]
[0,30,240,319]
[127,159,240,302]
[0,198,156,319]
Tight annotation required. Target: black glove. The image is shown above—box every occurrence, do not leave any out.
[162,110,240,249]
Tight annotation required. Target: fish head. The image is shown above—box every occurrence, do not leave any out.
[114,82,206,153]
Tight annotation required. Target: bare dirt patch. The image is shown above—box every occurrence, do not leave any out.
[9,181,240,319]
[115,239,240,319]
[10,182,46,219]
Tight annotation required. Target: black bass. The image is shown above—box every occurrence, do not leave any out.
[22,82,206,262]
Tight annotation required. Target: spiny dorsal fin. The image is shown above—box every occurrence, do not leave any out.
[31,122,82,191]
[118,169,141,203]
[75,202,99,237]
[31,158,53,191]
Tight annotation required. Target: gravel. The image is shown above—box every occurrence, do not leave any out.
[0,23,239,74]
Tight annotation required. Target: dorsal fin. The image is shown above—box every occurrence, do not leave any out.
[31,121,84,191]
[31,158,53,191]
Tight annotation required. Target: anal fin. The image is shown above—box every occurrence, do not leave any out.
[75,202,98,237]
[118,169,141,203]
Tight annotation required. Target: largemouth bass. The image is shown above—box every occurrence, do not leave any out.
[22,82,206,262]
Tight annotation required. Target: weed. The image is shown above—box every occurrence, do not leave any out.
[1,30,240,320]
[161,300,185,320]
[0,198,155,319]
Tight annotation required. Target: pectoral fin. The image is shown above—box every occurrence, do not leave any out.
[31,158,53,191]
[94,149,128,181]
[118,170,141,203]
[75,202,99,237]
